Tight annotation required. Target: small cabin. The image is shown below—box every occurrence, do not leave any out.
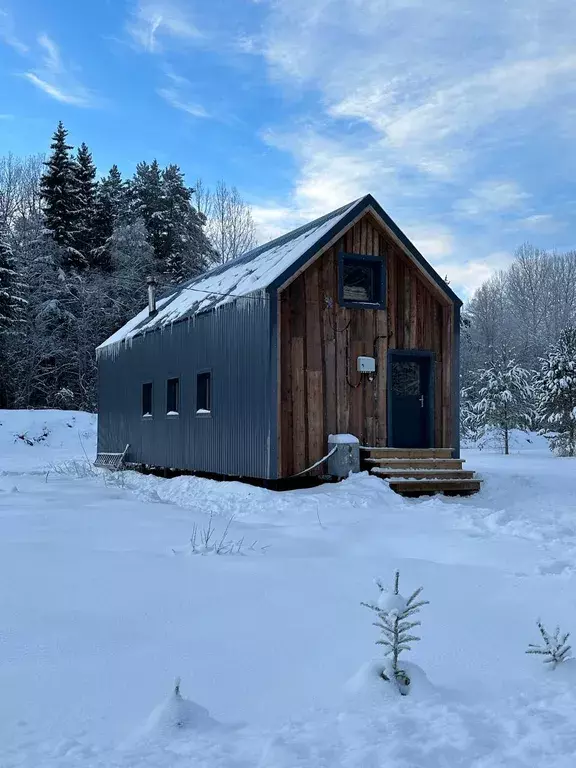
[97,194,478,493]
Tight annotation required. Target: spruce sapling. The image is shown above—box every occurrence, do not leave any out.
[362,570,429,695]
[526,620,571,669]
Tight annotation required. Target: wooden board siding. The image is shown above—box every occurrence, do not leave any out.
[278,212,454,476]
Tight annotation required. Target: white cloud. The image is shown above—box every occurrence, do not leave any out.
[434,252,514,299]
[22,33,99,107]
[454,181,530,217]
[157,71,209,118]
[127,0,202,52]
[0,9,28,54]
[514,214,560,233]
[249,0,576,294]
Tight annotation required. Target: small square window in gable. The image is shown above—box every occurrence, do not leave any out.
[339,253,386,309]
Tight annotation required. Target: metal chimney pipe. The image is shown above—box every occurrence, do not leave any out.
[147,275,157,316]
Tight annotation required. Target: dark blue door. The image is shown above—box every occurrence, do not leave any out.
[388,353,433,448]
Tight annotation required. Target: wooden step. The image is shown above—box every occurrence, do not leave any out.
[366,458,464,470]
[361,447,454,459]
[371,468,475,480]
[387,478,481,496]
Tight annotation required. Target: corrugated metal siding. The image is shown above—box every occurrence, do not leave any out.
[97,297,276,479]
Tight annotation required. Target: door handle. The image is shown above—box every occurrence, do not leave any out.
[420,395,424,408]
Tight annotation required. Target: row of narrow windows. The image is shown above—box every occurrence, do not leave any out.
[142,373,211,418]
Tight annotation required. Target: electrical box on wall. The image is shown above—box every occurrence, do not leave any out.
[357,356,376,373]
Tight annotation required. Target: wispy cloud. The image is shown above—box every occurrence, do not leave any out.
[0,8,28,54]
[513,214,561,233]
[22,33,99,107]
[157,71,209,118]
[127,0,202,53]
[454,181,530,218]
[250,0,576,293]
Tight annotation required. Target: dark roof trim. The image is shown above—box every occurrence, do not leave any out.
[268,193,462,306]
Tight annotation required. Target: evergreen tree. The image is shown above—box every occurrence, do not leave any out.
[130,160,164,260]
[470,359,534,454]
[536,327,576,456]
[361,571,429,696]
[0,222,27,405]
[130,161,212,280]
[74,142,97,263]
[40,122,85,270]
[0,222,26,333]
[161,164,211,281]
[92,165,128,271]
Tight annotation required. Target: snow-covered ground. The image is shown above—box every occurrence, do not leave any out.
[2,411,576,767]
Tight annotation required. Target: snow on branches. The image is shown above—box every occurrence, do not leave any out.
[536,327,576,456]
[526,620,572,669]
[362,570,429,695]
[465,360,534,454]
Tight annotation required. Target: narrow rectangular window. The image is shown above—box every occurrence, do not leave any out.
[142,382,153,417]
[166,378,180,415]
[197,372,211,414]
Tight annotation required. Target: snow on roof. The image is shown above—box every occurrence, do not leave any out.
[97,197,362,353]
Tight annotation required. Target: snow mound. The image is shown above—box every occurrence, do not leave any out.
[0,409,97,473]
[125,681,222,748]
[345,659,435,704]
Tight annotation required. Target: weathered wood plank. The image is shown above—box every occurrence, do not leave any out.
[388,249,397,350]
[442,304,453,448]
[307,370,324,466]
[321,250,337,438]
[291,335,306,472]
[279,292,293,475]
[410,269,418,347]
[305,266,324,461]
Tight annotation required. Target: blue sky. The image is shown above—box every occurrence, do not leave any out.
[1,0,575,298]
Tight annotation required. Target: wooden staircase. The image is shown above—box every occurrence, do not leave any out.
[361,447,481,496]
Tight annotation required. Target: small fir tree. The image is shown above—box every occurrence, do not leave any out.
[526,620,571,669]
[40,122,85,270]
[536,328,576,456]
[471,359,534,454]
[73,142,98,263]
[362,570,429,695]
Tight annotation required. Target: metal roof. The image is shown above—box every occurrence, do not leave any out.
[98,194,461,353]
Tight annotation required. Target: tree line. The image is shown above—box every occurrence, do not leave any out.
[0,122,257,411]
[462,245,576,456]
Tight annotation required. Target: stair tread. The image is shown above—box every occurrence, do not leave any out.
[372,468,474,478]
[362,446,454,451]
[366,458,465,465]
[389,477,480,484]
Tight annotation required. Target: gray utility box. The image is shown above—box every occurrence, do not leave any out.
[327,434,360,478]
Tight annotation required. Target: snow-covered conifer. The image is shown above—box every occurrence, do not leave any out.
[526,620,571,668]
[161,164,212,281]
[361,570,429,695]
[0,223,26,334]
[92,165,129,271]
[40,122,85,270]
[73,142,98,264]
[470,360,534,454]
[536,328,576,456]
